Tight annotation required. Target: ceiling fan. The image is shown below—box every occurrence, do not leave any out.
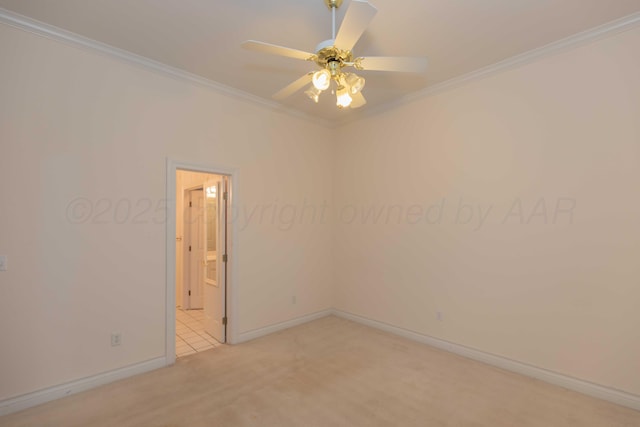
[242,0,428,109]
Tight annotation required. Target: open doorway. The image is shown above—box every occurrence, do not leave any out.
[174,169,229,357]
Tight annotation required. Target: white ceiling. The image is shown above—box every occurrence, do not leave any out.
[2,0,640,124]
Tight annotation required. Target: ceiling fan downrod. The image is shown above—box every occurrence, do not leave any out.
[324,0,343,39]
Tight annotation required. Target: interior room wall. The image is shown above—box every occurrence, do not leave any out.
[333,26,640,396]
[0,23,333,401]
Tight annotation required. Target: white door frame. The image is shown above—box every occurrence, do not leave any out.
[165,159,238,365]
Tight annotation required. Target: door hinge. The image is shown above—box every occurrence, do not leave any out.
[223,191,228,201]
[222,254,228,263]
[189,201,192,207]
[222,316,227,325]
[189,245,192,252]
[188,290,191,296]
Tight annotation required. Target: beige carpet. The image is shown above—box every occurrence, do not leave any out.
[2,316,639,427]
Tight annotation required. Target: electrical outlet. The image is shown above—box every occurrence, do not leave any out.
[111,333,122,347]
[0,255,7,271]
[436,311,443,321]
[291,295,297,305]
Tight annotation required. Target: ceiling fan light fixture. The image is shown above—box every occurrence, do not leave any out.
[243,0,427,112]
[336,86,352,108]
[312,69,331,91]
[345,73,365,95]
[304,86,322,103]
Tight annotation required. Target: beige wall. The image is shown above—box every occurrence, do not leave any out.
[333,27,640,396]
[0,24,333,400]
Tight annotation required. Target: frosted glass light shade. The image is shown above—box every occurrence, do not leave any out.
[312,69,331,91]
[336,86,352,108]
[345,73,365,95]
[304,86,322,103]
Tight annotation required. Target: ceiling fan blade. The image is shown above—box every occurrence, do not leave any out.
[273,73,314,100]
[242,40,315,61]
[356,56,428,73]
[334,0,378,51]
[350,92,367,109]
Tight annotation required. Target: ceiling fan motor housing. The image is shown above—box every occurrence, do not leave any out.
[314,39,353,69]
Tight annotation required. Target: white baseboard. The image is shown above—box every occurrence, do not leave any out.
[332,309,640,412]
[235,309,333,344]
[4,310,639,416]
[0,309,329,417]
[0,357,166,417]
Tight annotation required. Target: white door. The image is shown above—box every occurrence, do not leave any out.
[185,188,204,309]
[203,177,227,342]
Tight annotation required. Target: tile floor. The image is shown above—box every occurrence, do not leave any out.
[176,308,223,358]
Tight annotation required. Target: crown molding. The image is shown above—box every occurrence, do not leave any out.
[0,7,332,129]
[1,7,639,129]
[334,11,640,128]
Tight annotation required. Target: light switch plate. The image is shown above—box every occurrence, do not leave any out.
[0,255,7,271]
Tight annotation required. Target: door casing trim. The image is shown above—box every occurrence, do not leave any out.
[166,159,238,365]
